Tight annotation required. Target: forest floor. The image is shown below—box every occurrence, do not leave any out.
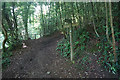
[2,32,118,78]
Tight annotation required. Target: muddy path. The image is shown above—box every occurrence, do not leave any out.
[2,33,118,78]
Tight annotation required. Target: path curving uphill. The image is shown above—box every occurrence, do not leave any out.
[2,32,80,78]
[2,32,117,78]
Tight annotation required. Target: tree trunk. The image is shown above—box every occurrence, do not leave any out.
[58,2,63,29]
[91,2,100,37]
[40,3,45,35]
[105,1,112,45]
[23,3,31,40]
[2,19,8,52]
[12,2,18,40]
[2,3,14,37]
[55,4,58,28]
[109,1,117,62]
[48,3,51,33]
[76,2,81,25]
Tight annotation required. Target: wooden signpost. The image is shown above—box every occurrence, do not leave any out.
[63,22,79,28]
[70,23,73,61]
[63,21,79,61]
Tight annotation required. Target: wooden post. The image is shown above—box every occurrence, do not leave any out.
[64,19,75,61]
[70,23,73,61]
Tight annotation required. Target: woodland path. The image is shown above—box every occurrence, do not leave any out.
[2,32,117,78]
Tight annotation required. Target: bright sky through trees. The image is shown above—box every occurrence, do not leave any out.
[35,4,49,15]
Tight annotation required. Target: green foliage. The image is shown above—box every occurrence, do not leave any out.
[56,28,90,60]
[2,51,13,69]
[73,29,90,59]
[2,58,10,69]
[56,39,70,58]
[96,36,120,74]
[76,55,91,70]
[7,38,22,51]
[1,2,120,76]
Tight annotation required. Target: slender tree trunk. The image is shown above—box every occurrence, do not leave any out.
[76,2,81,24]
[40,4,45,35]
[105,1,112,45]
[76,2,82,28]
[109,1,117,62]
[2,3,13,37]
[64,2,66,17]
[91,2,100,37]
[48,3,51,33]
[55,4,58,28]
[82,3,85,28]
[118,2,120,57]
[58,2,63,29]
[23,3,31,40]
[64,2,68,38]
[2,19,8,52]
[12,2,18,40]
[25,23,28,40]
[2,3,12,52]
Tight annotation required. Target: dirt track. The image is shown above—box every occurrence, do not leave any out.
[2,33,81,78]
[2,32,118,78]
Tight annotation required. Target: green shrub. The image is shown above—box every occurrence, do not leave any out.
[2,51,12,69]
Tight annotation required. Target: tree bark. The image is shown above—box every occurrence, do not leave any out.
[91,2,100,37]
[55,3,58,28]
[109,1,117,62]
[2,3,8,52]
[48,2,51,33]
[105,1,112,45]
[23,2,31,40]
[2,3,13,35]
[12,2,18,40]
[2,20,8,52]
[76,2,81,25]
[58,2,63,29]
[40,4,45,35]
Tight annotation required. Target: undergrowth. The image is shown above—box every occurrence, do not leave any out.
[56,28,90,70]
[2,51,12,69]
[56,26,120,75]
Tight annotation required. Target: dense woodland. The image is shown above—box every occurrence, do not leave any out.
[0,1,120,78]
